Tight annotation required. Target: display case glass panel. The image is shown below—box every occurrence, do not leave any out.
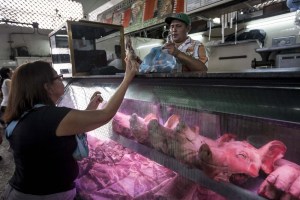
[58,76,300,200]
[49,21,125,77]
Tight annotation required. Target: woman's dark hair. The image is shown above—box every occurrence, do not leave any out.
[3,61,56,122]
[0,67,12,87]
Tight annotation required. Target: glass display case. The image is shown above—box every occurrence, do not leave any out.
[59,73,300,199]
[49,20,125,77]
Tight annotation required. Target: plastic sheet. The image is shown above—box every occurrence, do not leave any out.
[139,46,177,73]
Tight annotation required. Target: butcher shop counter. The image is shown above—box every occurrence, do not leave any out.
[60,72,300,200]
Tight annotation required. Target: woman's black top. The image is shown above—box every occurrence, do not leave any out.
[8,106,78,195]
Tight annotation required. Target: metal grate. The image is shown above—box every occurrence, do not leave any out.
[0,0,83,30]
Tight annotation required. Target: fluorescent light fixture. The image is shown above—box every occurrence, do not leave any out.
[136,43,162,49]
[212,17,220,24]
[246,12,295,29]
[52,63,72,68]
[56,34,68,37]
[188,33,203,41]
[51,48,70,54]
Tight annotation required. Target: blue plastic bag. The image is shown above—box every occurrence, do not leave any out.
[287,0,300,11]
[72,133,89,161]
[139,46,177,73]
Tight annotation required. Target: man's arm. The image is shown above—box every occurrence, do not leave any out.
[175,45,208,72]
[163,43,208,72]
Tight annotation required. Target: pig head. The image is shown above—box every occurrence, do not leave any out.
[113,112,287,184]
[199,139,287,183]
[169,117,286,183]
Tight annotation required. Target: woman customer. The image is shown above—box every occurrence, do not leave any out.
[1,59,138,199]
[0,67,13,122]
[0,67,13,161]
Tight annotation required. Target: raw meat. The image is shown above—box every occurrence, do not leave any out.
[199,140,286,181]
[258,163,300,199]
[130,113,158,144]
[76,134,226,200]
[112,112,300,200]
[125,35,140,69]
[113,112,286,181]
[112,112,132,139]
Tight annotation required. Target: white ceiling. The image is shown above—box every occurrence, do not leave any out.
[0,0,110,34]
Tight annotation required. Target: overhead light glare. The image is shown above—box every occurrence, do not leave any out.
[56,34,68,37]
[136,43,162,49]
[246,12,295,29]
[212,17,220,24]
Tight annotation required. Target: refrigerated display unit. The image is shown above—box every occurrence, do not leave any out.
[59,72,300,200]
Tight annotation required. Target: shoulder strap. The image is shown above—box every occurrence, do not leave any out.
[6,120,18,138]
[6,104,46,138]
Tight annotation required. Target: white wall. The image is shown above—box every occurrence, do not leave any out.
[189,12,300,72]
[192,12,300,47]
[244,12,300,47]
[0,34,11,60]
[0,32,51,68]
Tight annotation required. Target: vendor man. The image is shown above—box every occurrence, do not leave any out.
[163,13,208,72]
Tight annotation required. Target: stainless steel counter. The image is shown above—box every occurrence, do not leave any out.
[71,69,300,79]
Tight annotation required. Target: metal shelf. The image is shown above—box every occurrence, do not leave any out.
[255,44,300,62]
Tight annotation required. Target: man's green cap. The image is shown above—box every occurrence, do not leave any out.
[165,13,191,26]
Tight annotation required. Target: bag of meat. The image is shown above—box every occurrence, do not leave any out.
[139,46,178,73]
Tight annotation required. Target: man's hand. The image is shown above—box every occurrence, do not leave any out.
[162,42,180,57]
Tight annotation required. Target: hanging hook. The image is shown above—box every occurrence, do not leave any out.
[162,29,170,40]
[143,30,147,38]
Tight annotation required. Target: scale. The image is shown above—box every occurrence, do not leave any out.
[276,53,300,68]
